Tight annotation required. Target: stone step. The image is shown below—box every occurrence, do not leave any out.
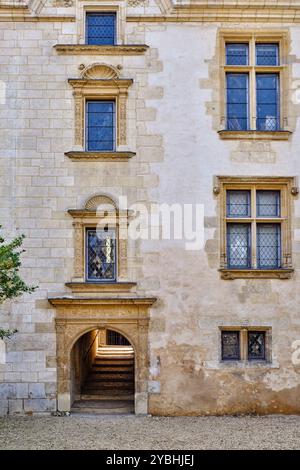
[81,392,134,400]
[89,373,134,380]
[71,400,134,414]
[83,386,134,393]
[91,364,133,372]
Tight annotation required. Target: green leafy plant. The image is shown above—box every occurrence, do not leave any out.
[0,225,37,339]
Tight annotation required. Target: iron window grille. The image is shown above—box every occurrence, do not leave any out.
[221,329,267,362]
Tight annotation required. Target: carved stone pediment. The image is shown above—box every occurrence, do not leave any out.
[81,63,120,80]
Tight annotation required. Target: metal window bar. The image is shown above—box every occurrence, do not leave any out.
[226,43,249,66]
[256,73,280,131]
[86,12,116,45]
[226,73,249,131]
[256,190,281,217]
[86,228,116,282]
[256,44,279,66]
[107,330,130,346]
[226,190,251,218]
[248,331,266,361]
[257,224,281,269]
[86,101,115,151]
[227,223,251,269]
[221,331,240,361]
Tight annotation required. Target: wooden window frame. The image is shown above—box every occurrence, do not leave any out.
[215,176,297,279]
[218,30,291,140]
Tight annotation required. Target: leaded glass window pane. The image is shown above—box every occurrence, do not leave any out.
[86,228,116,281]
[86,101,115,151]
[256,190,280,217]
[256,44,279,66]
[226,73,249,130]
[227,223,251,268]
[226,43,249,65]
[257,224,281,269]
[227,190,251,218]
[248,331,266,360]
[86,13,116,45]
[221,331,240,360]
[256,73,280,131]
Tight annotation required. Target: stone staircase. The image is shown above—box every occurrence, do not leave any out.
[71,346,135,414]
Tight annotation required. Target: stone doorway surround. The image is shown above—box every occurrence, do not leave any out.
[48,296,156,415]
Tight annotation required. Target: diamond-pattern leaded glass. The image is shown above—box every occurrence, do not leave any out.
[248,331,266,360]
[86,228,116,281]
[226,73,249,130]
[221,331,240,360]
[226,43,249,65]
[256,73,280,131]
[86,101,115,151]
[227,223,251,268]
[256,190,280,217]
[257,224,281,269]
[86,13,116,45]
[256,44,279,66]
[227,190,251,217]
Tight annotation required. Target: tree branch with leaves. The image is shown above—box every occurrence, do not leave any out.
[0,226,37,339]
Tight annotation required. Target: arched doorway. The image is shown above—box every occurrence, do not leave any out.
[70,328,135,414]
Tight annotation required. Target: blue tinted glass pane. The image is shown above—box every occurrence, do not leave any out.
[86,13,116,45]
[227,191,251,217]
[227,223,251,268]
[256,44,279,66]
[256,74,279,130]
[86,101,115,151]
[226,73,249,130]
[86,229,116,281]
[257,224,281,269]
[257,191,280,217]
[226,44,249,65]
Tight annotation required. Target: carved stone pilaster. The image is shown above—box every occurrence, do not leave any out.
[73,221,84,280]
[118,93,127,146]
[73,91,83,147]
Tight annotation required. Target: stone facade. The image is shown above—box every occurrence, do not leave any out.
[1,0,300,415]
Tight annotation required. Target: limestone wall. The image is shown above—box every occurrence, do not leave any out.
[0,0,300,415]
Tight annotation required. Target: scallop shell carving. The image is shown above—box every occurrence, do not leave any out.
[85,195,117,211]
[81,63,120,80]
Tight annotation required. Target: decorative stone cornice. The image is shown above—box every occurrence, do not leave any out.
[48,296,157,307]
[127,0,300,23]
[68,78,133,90]
[219,269,294,280]
[54,44,149,56]
[65,282,137,294]
[218,130,292,141]
[65,151,136,162]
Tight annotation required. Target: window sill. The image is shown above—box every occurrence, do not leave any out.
[65,282,137,294]
[220,268,293,280]
[204,360,279,370]
[65,151,136,162]
[54,44,149,55]
[218,130,292,140]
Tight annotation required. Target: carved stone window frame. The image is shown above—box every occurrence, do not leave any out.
[215,176,297,279]
[218,29,292,140]
[68,195,130,284]
[68,71,133,150]
[77,1,126,45]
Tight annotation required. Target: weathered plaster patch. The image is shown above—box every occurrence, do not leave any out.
[238,280,279,304]
[231,141,276,163]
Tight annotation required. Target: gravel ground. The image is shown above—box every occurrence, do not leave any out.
[0,414,300,450]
